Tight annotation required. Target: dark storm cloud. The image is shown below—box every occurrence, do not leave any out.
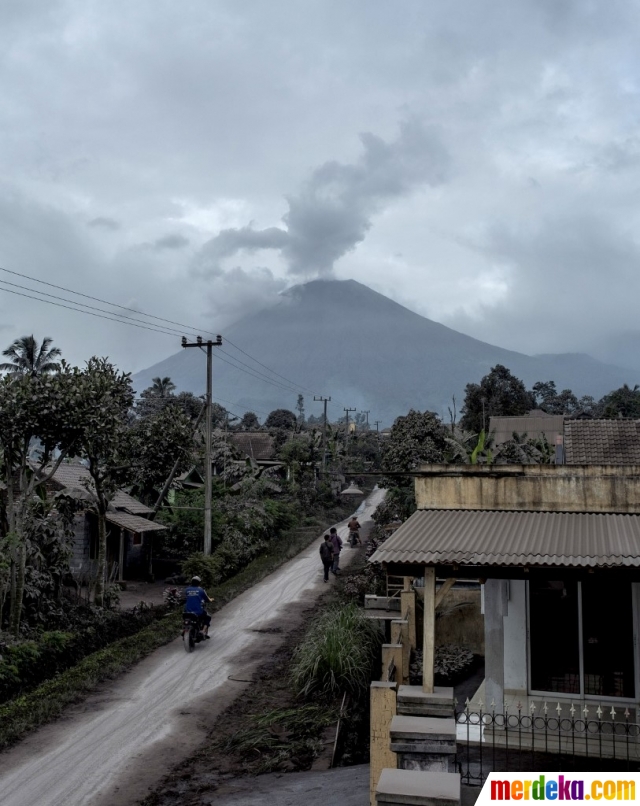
[196,119,450,278]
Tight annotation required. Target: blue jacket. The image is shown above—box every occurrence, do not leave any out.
[184,586,208,615]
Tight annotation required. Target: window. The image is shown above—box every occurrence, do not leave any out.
[529,578,636,699]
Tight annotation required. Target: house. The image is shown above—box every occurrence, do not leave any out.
[47,462,167,582]
[488,409,565,460]
[370,464,640,717]
[564,418,640,464]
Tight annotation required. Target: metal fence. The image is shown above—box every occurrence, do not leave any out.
[456,703,640,786]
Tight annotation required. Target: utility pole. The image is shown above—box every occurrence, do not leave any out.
[343,407,356,453]
[374,420,381,433]
[182,335,222,555]
[361,410,370,428]
[314,395,331,474]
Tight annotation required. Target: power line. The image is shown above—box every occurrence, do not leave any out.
[222,336,318,396]
[0,277,194,340]
[0,266,219,338]
[0,266,343,406]
[0,283,180,338]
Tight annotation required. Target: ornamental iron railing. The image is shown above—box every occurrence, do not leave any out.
[456,700,640,786]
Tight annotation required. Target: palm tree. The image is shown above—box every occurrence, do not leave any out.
[150,376,176,397]
[0,335,62,376]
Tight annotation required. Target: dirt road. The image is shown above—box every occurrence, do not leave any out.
[0,487,384,806]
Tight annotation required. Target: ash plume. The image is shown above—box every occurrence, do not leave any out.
[195,118,450,278]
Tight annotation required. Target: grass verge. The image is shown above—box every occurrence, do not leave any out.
[0,503,357,753]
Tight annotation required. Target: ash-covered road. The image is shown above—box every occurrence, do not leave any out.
[0,487,384,806]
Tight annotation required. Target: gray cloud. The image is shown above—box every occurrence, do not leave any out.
[152,233,190,250]
[196,119,449,278]
[87,217,121,231]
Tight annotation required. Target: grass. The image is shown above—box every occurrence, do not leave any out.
[0,504,355,752]
[290,602,383,698]
[219,704,339,774]
[0,611,181,751]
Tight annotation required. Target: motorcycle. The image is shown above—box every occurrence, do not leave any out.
[348,530,361,548]
[182,612,205,652]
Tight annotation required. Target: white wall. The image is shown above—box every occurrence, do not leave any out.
[503,579,528,695]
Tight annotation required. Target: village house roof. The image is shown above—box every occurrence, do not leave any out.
[105,511,166,533]
[228,431,276,462]
[369,508,640,569]
[489,410,565,447]
[564,419,640,465]
[48,462,153,515]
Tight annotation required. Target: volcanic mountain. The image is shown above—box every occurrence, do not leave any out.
[133,279,632,425]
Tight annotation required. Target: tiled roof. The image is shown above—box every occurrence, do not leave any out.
[105,512,167,533]
[229,432,275,461]
[49,463,152,513]
[564,419,640,465]
[489,413,565,447]
[111,490,153,515]
[369,508,640,569]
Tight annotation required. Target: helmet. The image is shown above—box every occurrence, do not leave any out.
[191,575,201,584]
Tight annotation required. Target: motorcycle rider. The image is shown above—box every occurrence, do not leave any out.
[183,576,213,639]
[348,516,362,546]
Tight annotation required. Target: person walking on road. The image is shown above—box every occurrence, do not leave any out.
[319,534,334,582]
[329,527,343,575]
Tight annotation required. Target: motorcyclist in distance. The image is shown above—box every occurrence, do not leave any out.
[348,516,362,546]
[183,576,214,639]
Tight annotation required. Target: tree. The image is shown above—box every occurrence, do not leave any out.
[265,409,297,430]
[239,411,260,430]
[598,384,640,419]
[296,394,305,427]
[128,403,194,505]
[0,364,86,634]
[150,376,176,397]
[531,381,579,415]
[73,358,135,607]
[381,410,449,474]
[461,365,533,433]
[0,335,62,377]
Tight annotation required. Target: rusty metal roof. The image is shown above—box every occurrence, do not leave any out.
[369,509,640,568]
[564,419,640,465]
[105,512,167,533]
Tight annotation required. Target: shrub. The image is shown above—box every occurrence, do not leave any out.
[181,553,224,589]
[290,603,383,698]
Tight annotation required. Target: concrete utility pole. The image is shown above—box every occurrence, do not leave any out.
[374,420,381,433]
[182,335,222,555]
[314,395,331,474]
[343,407,356,452]
[361,410,370,428]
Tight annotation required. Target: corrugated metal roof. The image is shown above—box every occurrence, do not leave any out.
[564,419,640,465]
[105,512,167,533]
[489,413,565,447]
[369,509,640,568]
[49,464,153,514]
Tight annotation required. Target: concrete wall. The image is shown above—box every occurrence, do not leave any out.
[415,464,640,513]
[503,580,527,696]
[435,588,484,655]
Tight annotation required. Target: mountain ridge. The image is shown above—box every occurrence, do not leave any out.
[133,279,634,425]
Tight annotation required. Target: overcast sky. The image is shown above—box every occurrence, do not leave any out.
[1,0,640,375]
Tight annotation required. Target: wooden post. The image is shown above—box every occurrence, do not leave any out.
[370,682,397,806]
[422,566,436,693]
[400,589,416,649]
[118,529,124,583]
